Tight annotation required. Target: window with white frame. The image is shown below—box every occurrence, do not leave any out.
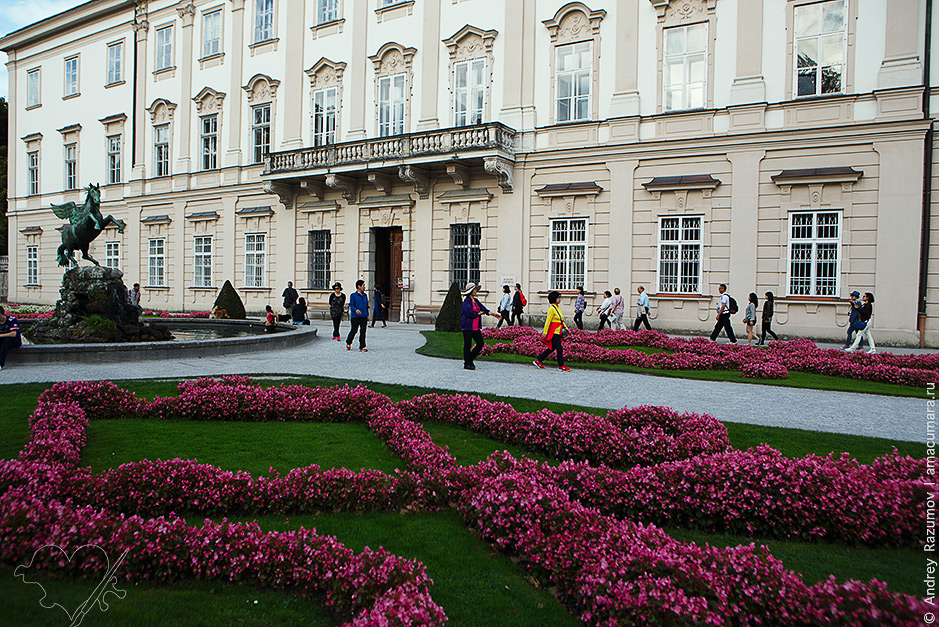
[454,58,485,126]
[194,236,213,287]
[317,0,338,24]
[658,216,702,293]
[26,246,38,285]
[794,0,846,97]
[663,23,707,111]
[450,223,481,288]
[27,68,40,108]
[155,26,173,71]
[27,151,39,195]
[107,42,123,84]
[245,234,266,287]
[203,10,222,57]
[308,230,331,289]
[556,41,591,123]
[201,115,218,170]
[251,104,271,163]
[254,0,274,43]
[788,210,841,296]
[64,55,79,97]
[312,87,337,146]
[64,143,77,191]
[148,238,165,287]
[107,136,121,184]
[378,74,406,137]
[154,124,170,177]
[550,219,586,290]
[106,241,120,269]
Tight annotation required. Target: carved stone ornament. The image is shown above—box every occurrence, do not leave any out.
[398,165,429,199]
[442,25,498,61]
[325,173,357,203]
[146,98,178,123]
[369,42,417,76]
[134,0,150,36]
[652,0,717,23]
[446,163,470,188]
[176,0,196,25]
[543,2,607,43]
[264,181,296,210]
[300,179,325,200]
[305,57,347,88]
[192,87,226,113]
[242,74,281,104]
[368,172,393,195]
[484,157,514,194]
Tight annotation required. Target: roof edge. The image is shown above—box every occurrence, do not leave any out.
[0,0,134,53]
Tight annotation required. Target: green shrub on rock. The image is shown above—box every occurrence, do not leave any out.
[435,282,463,332]
[214,280,246,319]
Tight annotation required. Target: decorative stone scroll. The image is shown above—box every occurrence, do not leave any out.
[325,173,357,203]
[483,156,514,194]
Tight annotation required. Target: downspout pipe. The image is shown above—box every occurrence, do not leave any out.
[919,0,934,347]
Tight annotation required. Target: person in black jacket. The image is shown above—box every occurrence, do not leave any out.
[756,291,779,345]
[371,285,387,328]
[329,282,345,340]
[511,283,526,326]
[282,281,299,315]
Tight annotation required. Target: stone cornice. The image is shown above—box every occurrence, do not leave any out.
[0,0,133,52]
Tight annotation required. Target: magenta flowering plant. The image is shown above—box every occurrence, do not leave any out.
[740,361,789,379]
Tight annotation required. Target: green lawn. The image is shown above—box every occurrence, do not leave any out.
[0,376,925,625]
[418,330,930,398]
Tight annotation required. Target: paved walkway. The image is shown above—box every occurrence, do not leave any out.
[0,321,928,443]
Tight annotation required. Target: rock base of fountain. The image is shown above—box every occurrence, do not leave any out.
[25,267,174,344]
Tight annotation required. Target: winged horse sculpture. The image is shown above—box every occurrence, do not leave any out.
[52,184,125,267]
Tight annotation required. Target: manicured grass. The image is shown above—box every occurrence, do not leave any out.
[423,422,557,467]
[0,566,334,627]
[418,330,929,398]
[665,527,922,597]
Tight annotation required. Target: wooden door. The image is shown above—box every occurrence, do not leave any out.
[389,228,403,321]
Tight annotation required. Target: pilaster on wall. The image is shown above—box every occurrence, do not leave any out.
[280,0,306,149]
[175,1,195,179]
[225,0,246,170]
[727,151,764,295]
[877,0,922,89]
[499,0,537,137]
[131,0,150,186]
[347,0,369,140]
[730,0,765,104]
[417,0,441,130]
[611,0,640,116]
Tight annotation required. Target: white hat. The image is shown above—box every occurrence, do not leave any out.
[462,282,477,295]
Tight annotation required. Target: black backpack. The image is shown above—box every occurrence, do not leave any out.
[727,296,738,315]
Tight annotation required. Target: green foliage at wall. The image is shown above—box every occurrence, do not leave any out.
[435,281,463,332]
[214,280,247,319]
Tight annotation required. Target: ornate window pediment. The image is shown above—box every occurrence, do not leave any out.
[242,73,280,103]
[543,2,606,44]
[305,57,346,88]
[442,25,497,61]
[146,98,178,123]
[649,0,718,23]
[192,86,226,113]
[369,42,416,76]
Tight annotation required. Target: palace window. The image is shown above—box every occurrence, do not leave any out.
[155,25,174,71]
[453,59,485,126]
[106,242,120,269]
[154,124,170,177]
[107,136,121,184]
[377,74,406,137]
[450,223,481,288]
[794,0,846,97]
[107,41,123,84]
[28,151,39,195]
[194,236,213,287]
[254,0,274,43]
[64,55,79,97]
[658,216,702,293]
[203,10,222,57]
[148,238,165,287]
[251,104,271,164]
[312,87,337,146]
[308,230,331,290]
[663,23,707,111]
[26,246,38,285]
[550,218,586,290]
[201,115,218,170]
[27,68,40,108]
[556,42,591,123]
[245,233,266,287]
[317,0,338,24]
[64,143,77,191]
[788,210,841,296]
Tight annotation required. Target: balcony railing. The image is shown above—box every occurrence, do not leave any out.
[266,122,516,175]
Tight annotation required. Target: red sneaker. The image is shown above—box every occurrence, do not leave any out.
[346,344,351,351]
[360,347,368,352]
[558,365,571,372]
[533,360,545,369]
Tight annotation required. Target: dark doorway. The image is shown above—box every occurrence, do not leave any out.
[372,227,403,322]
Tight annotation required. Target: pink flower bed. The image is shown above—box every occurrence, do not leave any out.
[481,328,939,387]
[142,310,211,318]
[2,377,930,625]
[740,361,789,379]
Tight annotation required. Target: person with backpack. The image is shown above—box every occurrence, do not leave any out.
[709,284,737,343]
[756,291,779,345]
[511,283,527,326]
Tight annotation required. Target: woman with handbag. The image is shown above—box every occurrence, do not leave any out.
[533,291,571,371]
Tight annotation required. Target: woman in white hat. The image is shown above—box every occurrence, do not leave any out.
[460,283,499,370]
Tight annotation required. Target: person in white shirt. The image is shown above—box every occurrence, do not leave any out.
[611,288,626,330]
[596,290,613,331]
[633,286,652,331]
[496,284,512,328]
[709,283,737,343]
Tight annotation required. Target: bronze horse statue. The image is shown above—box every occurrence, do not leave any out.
[53,184,125,267]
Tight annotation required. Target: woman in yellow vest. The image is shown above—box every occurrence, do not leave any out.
[533,290,571,371]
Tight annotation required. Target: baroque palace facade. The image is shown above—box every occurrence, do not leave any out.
[2,0,938,345]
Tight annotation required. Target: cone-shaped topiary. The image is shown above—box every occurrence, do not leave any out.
[214,280,246,319]
[435,281,463,332]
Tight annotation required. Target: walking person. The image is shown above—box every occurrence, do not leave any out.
[596,290,613,331]
[346,280,369,352]
[533,291,571,371]
[757,291,779,345]
[511,283,527,326]
[496,285,512,328]
[371,285,387,328]
[744,292,758,346]
[633,286,652,331]
[709,284,737,343]
[461,283,498,370]
[0,306,23,371]
[282,281,299,316]
[843,290,865,350]
[611,288,626,330]
[573,286,586,330]
[329,282,346,341]
[291,297,309,325]
[845,292,876,354]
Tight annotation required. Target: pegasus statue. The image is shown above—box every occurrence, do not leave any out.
[53,184,125,267]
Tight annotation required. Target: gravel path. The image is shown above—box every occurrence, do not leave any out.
[1,321,927,443]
